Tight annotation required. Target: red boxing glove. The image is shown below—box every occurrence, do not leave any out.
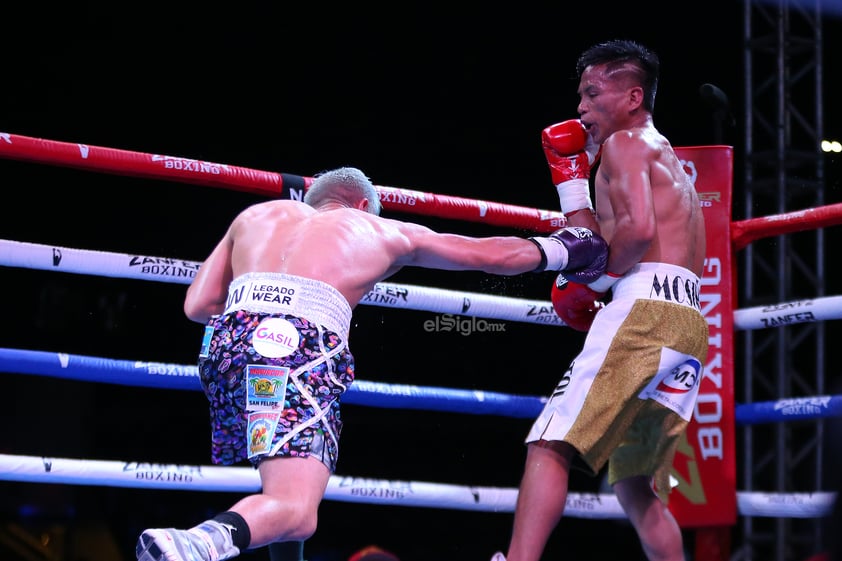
[551,274,606,332]
[541,119,600,216]
[542,119,590,184]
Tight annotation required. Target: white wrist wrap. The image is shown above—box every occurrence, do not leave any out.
[588,272,622,293]
[529,236,569,271]
[555,179,593,216]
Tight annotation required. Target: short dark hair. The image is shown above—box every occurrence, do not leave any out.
[576,39,660,113]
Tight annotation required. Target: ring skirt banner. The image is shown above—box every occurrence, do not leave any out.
[670,146,737,527]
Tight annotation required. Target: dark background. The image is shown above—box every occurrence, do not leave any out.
[2,2,842,561]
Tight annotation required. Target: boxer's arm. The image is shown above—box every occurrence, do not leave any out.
[396,221,611,276]
[598,132,656,275]
[393,221,547,275]
[184,232,235,324]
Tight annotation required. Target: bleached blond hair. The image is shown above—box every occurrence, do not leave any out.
[303,167,382,215]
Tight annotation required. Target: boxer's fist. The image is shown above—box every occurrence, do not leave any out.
[542,120,599,216]
[553,227,608,282]
[528,227,608,279]
[542,119,599,185]
[551,275,606,332]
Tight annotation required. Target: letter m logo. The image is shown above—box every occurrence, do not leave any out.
[650,274,673,301]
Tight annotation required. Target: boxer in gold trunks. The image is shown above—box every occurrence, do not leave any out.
[492,39,709,561]
[530,263,707,503]
[136,166,611,561]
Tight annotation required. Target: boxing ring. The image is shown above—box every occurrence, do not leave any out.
[0,132,840,561]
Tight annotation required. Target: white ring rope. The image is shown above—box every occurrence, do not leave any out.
[4,238,842,330]
[0,454,832,519]
[0,239,564,326]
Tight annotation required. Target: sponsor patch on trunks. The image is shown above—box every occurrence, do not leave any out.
[253,317,300,358]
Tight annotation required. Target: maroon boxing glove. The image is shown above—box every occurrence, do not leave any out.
[528,226,608,284]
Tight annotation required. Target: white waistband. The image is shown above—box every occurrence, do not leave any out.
[224,272,352,340]
[611,263,701,311]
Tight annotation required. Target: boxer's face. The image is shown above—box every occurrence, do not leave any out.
[577,62,643,144]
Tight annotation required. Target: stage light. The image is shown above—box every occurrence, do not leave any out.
[821,140,842,153]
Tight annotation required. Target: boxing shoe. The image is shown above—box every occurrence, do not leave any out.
[490,553,507,561]
[136,520,240,561]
